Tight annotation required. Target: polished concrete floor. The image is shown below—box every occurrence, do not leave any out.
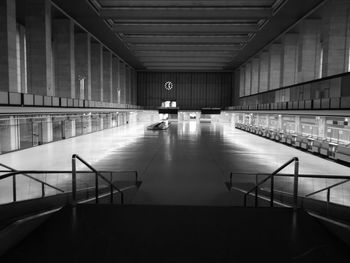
[0,121,350,205]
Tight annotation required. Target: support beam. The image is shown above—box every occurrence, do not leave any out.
[139,57,233,63]
[99,0,277,7]
[113,23,258,34]
[123,35,249,44]
[133,45,242,52]
[135,51,238,57]
[101,7,272,20]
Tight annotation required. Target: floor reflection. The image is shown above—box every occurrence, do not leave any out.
[0,121,349,206]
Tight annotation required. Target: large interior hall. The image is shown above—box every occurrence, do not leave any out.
[1,0,350,262]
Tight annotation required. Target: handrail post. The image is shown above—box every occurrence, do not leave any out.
[12,175,16,202]
[135,171,138,185]
[326,188,330,216]
[41,183,45,198]
[72,156,77,205]
[230,172,233,187]
[293,158,299,210]
[244,194,247,207]
[270,175,274,207]
[255,174,258,207]
[95,173,99,204]
[110,172,113,204]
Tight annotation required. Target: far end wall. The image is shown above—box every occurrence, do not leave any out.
[137,72,234,109]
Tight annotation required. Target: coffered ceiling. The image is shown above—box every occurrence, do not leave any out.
[52,0,327,71]
[89,0,283,71]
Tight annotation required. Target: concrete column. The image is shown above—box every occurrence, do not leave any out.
[297,19,321,82]
[86,116,92,133]
[64,119,75,138]
[132,70,137,105]
[295,116,301,134]
[112,56,119,104]
[53,19,75,98]
[25,0,53,96]
[0,0,18,92]
[269,43,282,90]
[259,51,269,92]
[251,57,260,94]
[103,50,112,102]
[277,115,282,130]
[18,25,28,93]
[244,62,252,96]
[317,116,326,138]
[125,67,131,104]
[282,34,299,86]
[42,117,53,143]
[71,120,76,137]
[0,117,19,153]
[322,0,350,76]
[90,42,103,101]
[100,117,104,130]
[75,32,91,100]
[119,61,126,104]
[239,66,245,97]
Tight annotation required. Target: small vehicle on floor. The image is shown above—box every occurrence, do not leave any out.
[147,121,170,130]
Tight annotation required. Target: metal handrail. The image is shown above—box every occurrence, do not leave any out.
[0,163,64,202]
[72,154,124,205]
[305,179,350,198]
[242,157,299,209]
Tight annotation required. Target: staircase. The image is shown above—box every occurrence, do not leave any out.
[1,156,350,262]
[1,204,349,262]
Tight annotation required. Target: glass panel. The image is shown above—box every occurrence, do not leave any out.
[19,119,33,150]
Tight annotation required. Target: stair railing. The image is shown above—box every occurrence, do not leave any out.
[305,178,350,215]
[243,157,299,209]
[0,163,64,202]
[72,154,124,205]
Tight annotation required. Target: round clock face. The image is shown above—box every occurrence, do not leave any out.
[164,81,173,91]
